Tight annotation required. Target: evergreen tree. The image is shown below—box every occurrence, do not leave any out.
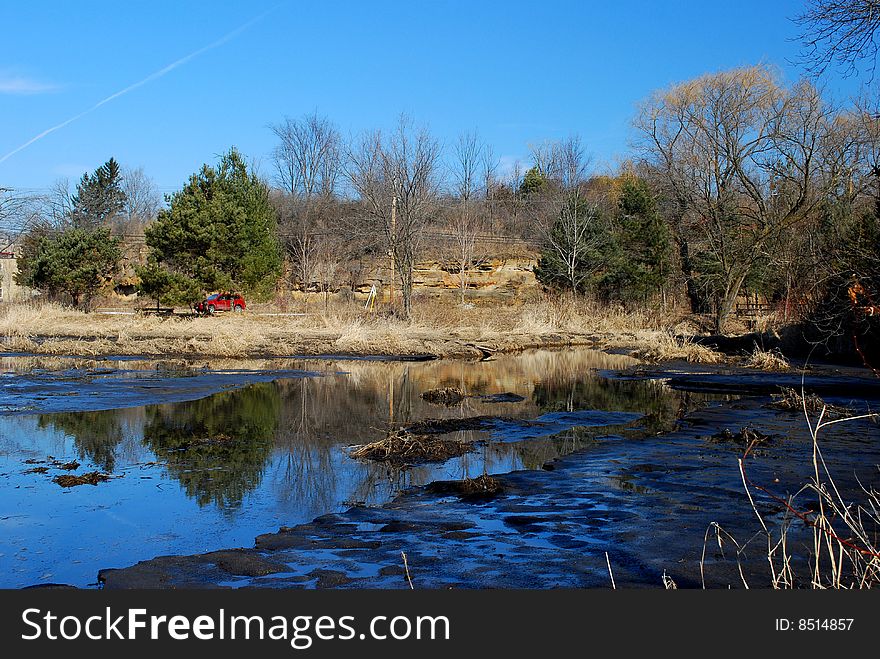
[70,158,127,229]
[143,148,282,300]
[607,177,672,305]
[14,226,122,307]
[135,261,202,308]
[519,167,549,197]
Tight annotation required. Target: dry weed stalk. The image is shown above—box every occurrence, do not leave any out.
[708,388,880,589]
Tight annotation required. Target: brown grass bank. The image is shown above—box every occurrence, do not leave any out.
[0,298,734,363]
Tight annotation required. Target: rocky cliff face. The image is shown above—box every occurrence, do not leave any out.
[349,253,541,301]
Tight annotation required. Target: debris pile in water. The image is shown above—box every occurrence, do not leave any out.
[53,472,110,487]
[428,474,504,499]
[768,387,849,418]
[710,427,774,447]
[350,430,472,466]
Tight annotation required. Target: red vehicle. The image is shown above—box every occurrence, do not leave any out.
[195,292,246,314]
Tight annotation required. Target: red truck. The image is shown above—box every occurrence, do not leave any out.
[195,292,246,314]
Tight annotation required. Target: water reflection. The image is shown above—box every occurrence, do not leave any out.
[38,411,125,472]
[30,349,696,512]
[142,384,280,508]
[1,348,722,587]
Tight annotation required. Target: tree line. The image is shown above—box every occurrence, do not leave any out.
[3,63,878,338]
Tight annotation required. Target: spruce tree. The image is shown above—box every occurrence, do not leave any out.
[70,158,127,229]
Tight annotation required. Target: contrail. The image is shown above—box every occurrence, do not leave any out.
[0,7,278,165]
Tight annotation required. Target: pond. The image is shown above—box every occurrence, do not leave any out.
[0,348,711,588]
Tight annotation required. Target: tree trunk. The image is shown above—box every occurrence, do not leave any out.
[678,238,707,314]
[400,264,414,320]
[714,271,748,334]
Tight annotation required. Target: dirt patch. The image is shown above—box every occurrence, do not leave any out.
[53,471,110,487]
[350,430,473,466]
[421,387,465,406]
[24,466,49,474]
[53,460,80,471]
[428,474,505,500]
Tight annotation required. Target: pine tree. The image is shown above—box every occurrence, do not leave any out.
[143,148,282,301]
[519,167,549,197]
[14,226,122,307]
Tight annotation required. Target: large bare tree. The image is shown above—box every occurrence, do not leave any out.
[270,112,345,303]
[347,116,441,318]
[120,166,162,234]
[270,112,342,199]
[635,65,843,331]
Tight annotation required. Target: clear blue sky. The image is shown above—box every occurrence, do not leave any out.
[0,0,863,194]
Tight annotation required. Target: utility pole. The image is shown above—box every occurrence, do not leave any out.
[389,195,397,304]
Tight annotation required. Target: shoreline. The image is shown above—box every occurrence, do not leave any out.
[1,330,602,361]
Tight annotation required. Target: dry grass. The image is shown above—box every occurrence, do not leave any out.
[629,330,724,364]
[0,297,719,363]
[744,344,789,370]
[757,408,880,588]
[769,387,850,418]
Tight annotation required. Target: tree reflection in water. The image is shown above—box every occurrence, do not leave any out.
[142,383,279,508]
[32,349,721,518]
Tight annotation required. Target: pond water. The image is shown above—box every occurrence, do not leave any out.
[0,349,710,588]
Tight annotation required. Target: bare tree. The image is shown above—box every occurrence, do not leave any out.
[314,234,342,314]
[532,136,602,297]
[540,199,605,297]
[529,141,562,179]
[450,131,485,304]
[0,187,41,252]
[796,0,880,78]
[347,116,441,318]
[120,166,162,234]
[270,113,346,308]
[42,179,74,226]
[274,192,317,291]
[271,112,342,199]
[635,65,842,332]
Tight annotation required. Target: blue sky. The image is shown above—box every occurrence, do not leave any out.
[0,0,865,194]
